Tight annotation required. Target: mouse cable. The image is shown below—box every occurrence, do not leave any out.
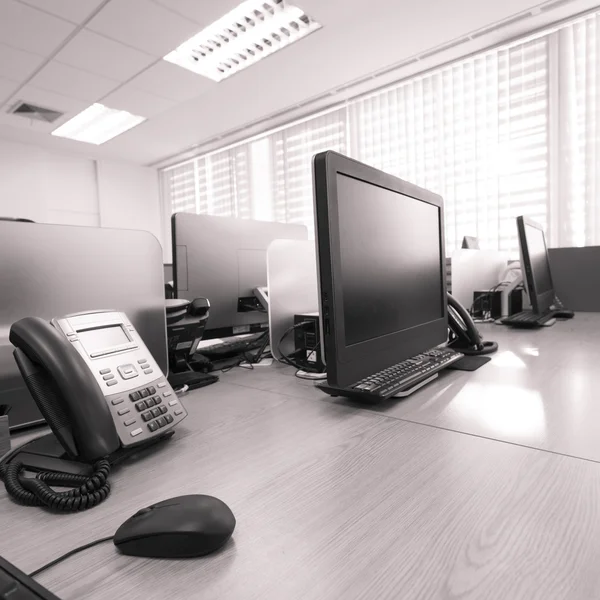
[29,535,114,578]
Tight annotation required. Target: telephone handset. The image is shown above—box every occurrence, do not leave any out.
[447,293,498,356]
[1,310,188,512]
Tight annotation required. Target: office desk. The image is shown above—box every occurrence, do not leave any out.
[2,317,600,599]
[226,314,600,462]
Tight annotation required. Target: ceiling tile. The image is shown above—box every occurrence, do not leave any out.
[0,0,75,55]
[151,0,240,26]
[29,61,119,102]
[129,61,215,102]
[17,0,107,24]
[0,77,19,105]
[86,0,201,57]
[102,86,176,117]
[54,30,156,82]
[0,43,45,83]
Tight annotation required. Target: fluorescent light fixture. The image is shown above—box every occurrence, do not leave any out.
[164,0,321,82]
[51,103,146,145]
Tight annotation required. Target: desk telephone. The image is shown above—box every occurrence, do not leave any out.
[447,293,498,356]
[0,310,187,512]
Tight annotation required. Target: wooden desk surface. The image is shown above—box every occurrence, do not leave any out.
[226,314,600,462]
[2,317,600,599]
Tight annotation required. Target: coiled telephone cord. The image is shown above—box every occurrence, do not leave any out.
[0,459,111,512]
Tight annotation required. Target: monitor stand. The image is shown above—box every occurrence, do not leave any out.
[318,373,438,402]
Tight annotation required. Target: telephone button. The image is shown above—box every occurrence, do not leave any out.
[142,411,153,422]
[157,382,167,389]
[156,416,167,428]
[146,397,156,407]
[111,398,124,406]
[130,428,143,437]
[139,389,149,398]
[129,391,141,402]
[154,396,162,405]
[168,400,178,407]
[118,364,138,380]
[159,405,168,415]
[165,414,174,424]
[124,419,136,427]
[148,386,156,395]
[118,408,130,416]
[143,369,153,375]
[151,407,161,418]
[174,409,183,416]
[103,374,115,381]
[163,391,172,398]
[135,400,147,412]
[148,421,159,432]
[100,368,111,375]
[138,359,148,365]
[106,380,118,387]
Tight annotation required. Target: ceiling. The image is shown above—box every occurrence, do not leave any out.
[0,0,596,166]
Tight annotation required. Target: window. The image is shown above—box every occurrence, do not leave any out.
[161,10,600,255]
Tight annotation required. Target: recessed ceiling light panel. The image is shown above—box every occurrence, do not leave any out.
[164,0,322,82]
[51,103,146,145]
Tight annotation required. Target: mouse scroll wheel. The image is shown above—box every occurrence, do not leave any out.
[135,508,153,517]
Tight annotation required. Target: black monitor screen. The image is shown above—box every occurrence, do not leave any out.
[524,223,553,295]
[337,173,444,347]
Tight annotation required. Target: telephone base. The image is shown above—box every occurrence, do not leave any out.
[3,430,175,476]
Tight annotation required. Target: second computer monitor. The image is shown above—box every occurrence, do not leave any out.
[313,151,448,388]
[517,216,555,313]
[172,213,307,338]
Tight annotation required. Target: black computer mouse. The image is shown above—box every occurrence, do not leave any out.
[114,495,236,558]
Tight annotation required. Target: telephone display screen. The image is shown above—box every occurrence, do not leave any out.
[78,325,130,353]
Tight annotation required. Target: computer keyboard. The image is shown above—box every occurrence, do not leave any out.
[501,309,574,328]
[325,347,463,401]
[197,332,268,359]
[0,556,60,599]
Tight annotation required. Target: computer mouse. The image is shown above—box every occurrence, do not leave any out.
[113,495,236,558]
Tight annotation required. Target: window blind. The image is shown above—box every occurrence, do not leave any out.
[160,10,600,254]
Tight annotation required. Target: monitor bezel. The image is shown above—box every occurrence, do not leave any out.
[313,151,449,389]
[517,215,555,314]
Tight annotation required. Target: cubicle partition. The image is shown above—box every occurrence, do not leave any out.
[0,222,168,430]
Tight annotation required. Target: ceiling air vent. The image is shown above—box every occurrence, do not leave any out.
[9,101,64,123]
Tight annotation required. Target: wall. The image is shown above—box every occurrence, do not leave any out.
[0,139,164,254]
[0,139,99,226]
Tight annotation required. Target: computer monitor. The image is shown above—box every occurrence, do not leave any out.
[313,151,448,389]
[462,236,480,249]
[517,216,555,313]
[172,213,308,339]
